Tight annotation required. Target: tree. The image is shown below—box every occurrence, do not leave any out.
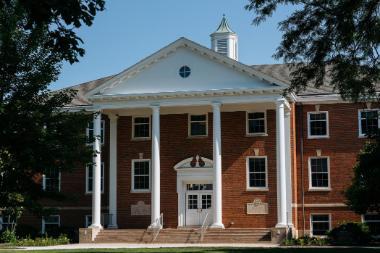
[346,131,380,214]
[0,0,104,230]
[245,0,380,102]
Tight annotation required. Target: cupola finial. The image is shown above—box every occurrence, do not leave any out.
[210,15,238,60]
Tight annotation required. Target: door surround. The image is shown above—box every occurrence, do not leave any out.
[174,155,213,227]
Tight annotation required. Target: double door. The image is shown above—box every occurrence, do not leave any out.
[185,191,212,226]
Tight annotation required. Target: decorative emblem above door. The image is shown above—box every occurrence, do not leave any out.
[174,155,213,170]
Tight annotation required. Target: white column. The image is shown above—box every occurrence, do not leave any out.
[276,98,287,227]
[108,114,118,228]
[211,102,224,229]
[150,105,161,228]
[91,112,102,229]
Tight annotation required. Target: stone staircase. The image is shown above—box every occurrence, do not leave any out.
[93,228,272,244]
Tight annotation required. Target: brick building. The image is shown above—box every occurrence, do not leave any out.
[2,17,379,241]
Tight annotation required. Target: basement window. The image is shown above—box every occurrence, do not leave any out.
[42,215,60,235]
[310,214,330,236]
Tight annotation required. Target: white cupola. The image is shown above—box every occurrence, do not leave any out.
[210,15,238,60]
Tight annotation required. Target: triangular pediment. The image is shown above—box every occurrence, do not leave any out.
[87,38,285,98]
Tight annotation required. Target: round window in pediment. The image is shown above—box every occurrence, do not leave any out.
[179,65,191,78]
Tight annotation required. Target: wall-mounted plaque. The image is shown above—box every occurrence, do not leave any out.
[131,201,150,216]
[247,199,268,214]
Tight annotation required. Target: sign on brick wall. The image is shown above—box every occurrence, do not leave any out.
[247,199,268,214]
[131,201,151,216]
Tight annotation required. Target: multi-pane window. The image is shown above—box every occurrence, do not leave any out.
[309,157,330,189]
[86,120,105,144]
[247,112,266,134]
[86,163,104,193]
[188,195,198,209]
[0,216,15,231]
[363,213,380,235]
[42,168,60,192]
[359,110,379,136]
[308,112,329,138]
[132,160,150,192]
[311,214,330,236]
[42,215,60,235]
[202,195,212,209]
[189,114,207,136]
[247,157,267,189]
[133,117,150,139]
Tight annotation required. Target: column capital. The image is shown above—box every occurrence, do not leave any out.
[108,113,119,121]
[211,101,222,108]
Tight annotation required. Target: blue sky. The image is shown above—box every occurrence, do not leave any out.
[51,0,293,90]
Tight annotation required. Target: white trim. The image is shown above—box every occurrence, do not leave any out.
[41,215,60,234]
[246,111,268,136]
[86,119,105,145]
[188,114,208,137]
[85,162,105,194]
[310,213,331,237]
[42,170,61,192]
[132,116,151,140]
[131,159,151,193]
[292,203,346,208]
[308,156,331,191]
[358,109,380,137]
[307,111,329,139]
[246,156,268,191]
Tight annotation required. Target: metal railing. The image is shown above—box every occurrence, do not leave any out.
[151,213,163,242]
[199,212,209,242]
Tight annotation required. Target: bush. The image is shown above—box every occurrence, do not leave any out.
[283,236,329,246]
[13,234,70,246]
[15,224,39,239]
[328,222,371,245]
[0,229,17,244]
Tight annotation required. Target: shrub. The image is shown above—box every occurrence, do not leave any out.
[328,222,371,245]
[13,234,70,246]
[0,229,17,244]
[15,224,38,239]
[283,236,329,246]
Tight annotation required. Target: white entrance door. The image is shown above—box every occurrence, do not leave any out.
[185,184,213,226]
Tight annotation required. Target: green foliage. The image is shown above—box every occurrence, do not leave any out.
[0,229,17,244]
[246,0,380,102]
[12,234,70,246]
[346,131,380,214]
[328,222,371,245]
[283,236,329,246]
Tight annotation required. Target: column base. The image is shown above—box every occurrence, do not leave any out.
[275,223,288,228]
[148,223,163,230]
[210,223,225,229]
[89,224,103,229]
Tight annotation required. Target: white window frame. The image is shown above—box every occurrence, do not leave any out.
[85,215,92,228]
[246,111,268,136]
[307,111,329,139]
[362,213,380,237]
[246,156,268,191]
[41,215,60,234]
[132,116,151,140]
[42,169,61,192]
[85,162,105,194]
[188,114,208,137]
[131,159,151,193]
[308,156,331,191]
[358,109,380,137]
[310,213,331,237]
[0,215,15,231]
[86,120,105,145]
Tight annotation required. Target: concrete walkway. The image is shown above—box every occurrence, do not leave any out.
[19,243,279,251]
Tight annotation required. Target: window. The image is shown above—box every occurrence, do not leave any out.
[85,215,92,228]
[179,66,191,78]
[246,156,268,190]
[42,215,60,235]
[86,120,105,144]
[42,168,61,192]
[189,114,208,137]
[363,213,380,235]
[309,157,330,190]
[359,110,379,137]
[188,195,198,209]
[247,112,266,135]
[0,216,15,231]
[186,184,213,191]
[310,214,330,236]
[132,116,150,139]
[308,112,329,138]
[132,159,150,192]
[202,195,212,209]
[86,162,104,193]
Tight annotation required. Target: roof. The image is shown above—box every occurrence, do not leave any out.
[212,15,235,34]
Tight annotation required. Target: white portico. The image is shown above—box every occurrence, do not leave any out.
[83,34,293,232]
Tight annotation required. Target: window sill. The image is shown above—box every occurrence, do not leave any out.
[308,188,331,192]
[131,137,151,141]
[85,192,105,195]
[246,187,269,192]
[187,135,208,139]
[246,133,268,137]
[130,190,151,193]
[307,136,329,139]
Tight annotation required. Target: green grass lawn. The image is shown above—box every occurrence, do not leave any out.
[1,247,380,253]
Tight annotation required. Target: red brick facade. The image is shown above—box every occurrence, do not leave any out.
[16,102,377,236]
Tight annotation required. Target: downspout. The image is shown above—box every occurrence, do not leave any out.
[299,103,306,236]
